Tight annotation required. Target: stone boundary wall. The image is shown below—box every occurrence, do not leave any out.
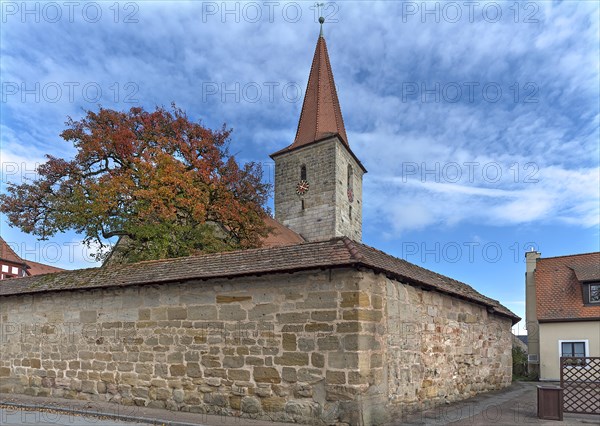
[0,269,385,425]
[0,268,513,425]
[384,276,513,415]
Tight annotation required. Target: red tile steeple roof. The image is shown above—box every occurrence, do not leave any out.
[272,28,349,157]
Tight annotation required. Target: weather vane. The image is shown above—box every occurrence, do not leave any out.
[315,3,325,35]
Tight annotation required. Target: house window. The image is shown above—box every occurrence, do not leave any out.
[561,341,586,358]
[560,340,589,367]
[300,165,307,181]
[590,284,600,303]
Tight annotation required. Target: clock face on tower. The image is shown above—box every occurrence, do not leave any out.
[296,180,310,195]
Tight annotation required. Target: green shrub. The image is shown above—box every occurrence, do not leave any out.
[512,346,528,380]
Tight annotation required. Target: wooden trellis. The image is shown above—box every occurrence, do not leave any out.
[560,357,600,415]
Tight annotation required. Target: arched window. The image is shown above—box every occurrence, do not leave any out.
[300,165,307,181]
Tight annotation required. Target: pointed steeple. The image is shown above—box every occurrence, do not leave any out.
[289,21,349,150]
[270,19,366,243]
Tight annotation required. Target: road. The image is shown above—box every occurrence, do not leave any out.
[1,405,153,426]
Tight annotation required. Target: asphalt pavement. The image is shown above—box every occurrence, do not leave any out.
[1,404,153,426]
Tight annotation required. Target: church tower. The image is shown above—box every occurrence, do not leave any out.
[270,19,366,242]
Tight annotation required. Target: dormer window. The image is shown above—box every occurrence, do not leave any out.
[571,266,600,305]
[581,282,600,305]
[590,283,600,303]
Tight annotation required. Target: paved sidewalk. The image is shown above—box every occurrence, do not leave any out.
[2,382,599,426]
[0,393,291,426]
[400,381,600,425]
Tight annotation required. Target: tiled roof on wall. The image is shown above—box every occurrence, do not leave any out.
[0,237,519,323]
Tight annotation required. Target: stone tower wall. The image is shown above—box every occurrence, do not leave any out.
[273,137,363,242]
[333,141,363,241]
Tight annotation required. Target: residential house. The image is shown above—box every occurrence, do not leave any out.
[0,236,64,280]
[525,250,600,380]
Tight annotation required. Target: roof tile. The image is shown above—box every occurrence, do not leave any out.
[271,33,348,159]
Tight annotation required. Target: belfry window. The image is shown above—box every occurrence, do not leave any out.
[347,165,353,191]
[346,164,355,203]
[300,165,307,181]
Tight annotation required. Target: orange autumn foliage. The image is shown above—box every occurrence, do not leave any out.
[0,105,271,262]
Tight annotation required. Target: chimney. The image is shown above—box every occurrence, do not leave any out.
[524,248,541,374]
[525,248,541,274]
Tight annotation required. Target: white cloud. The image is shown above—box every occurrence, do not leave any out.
[364,163,599,235]
[1,0,598,245]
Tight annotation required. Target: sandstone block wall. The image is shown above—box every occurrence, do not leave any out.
[0,269,384,425]
[384,277,513,414]
[0,268,512,425]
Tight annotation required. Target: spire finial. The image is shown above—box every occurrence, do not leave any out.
[316,3,325,37]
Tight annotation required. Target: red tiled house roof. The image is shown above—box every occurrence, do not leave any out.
[26,260,65,276]
[0,236,27,267]
[535,252,600,321]
[0,236,64,277]
[0,237,519,323]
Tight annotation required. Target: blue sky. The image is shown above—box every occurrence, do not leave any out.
[1,1,599,331]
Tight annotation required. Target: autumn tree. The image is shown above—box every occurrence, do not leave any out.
[0,105,271,262]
